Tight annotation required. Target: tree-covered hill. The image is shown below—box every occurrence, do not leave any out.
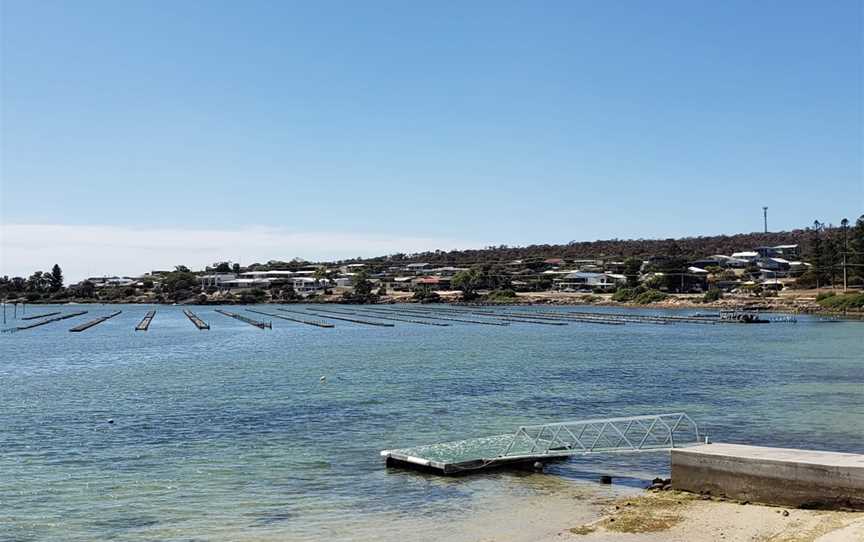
[355,230,809,266]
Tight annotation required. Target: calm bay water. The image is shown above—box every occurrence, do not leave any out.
[1,304,862,541]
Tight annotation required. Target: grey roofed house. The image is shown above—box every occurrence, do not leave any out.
[731,251,759,261]
[718,256,750,268]
[756,257,792,279]
[756,244,800,259]
[757,257,791,271]
[691,255,750,269]
[405,263,433,275]
[429,266,467,276]
[690,257,724,269]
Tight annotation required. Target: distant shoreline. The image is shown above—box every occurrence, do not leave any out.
[7,290,862,317]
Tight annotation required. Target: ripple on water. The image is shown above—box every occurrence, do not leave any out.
[1,305,862,541]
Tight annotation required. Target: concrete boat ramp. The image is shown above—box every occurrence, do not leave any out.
[673,443,864,509]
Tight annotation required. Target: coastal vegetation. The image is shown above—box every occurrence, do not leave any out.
[816,292,864,311]
[483,289,518,303]
[2,216,862,313]
[451,268,483,301]
[702,288,723,303]
[412,287,441,303]
[611,286,668,305]
[632,290,668,305]
[340,270,378,304]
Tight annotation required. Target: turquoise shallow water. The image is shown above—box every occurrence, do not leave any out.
[1,304,862,541]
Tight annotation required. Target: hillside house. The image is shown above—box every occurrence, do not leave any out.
[731,251,760,262]
[756,244,800,259]
[405,263,431,274]
[390,276,415,291]
[555,272,625,292]
[413,276,450,291]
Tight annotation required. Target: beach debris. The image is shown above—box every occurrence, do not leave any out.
[650,477,671,490]
[782,510,789,516]
[533,461,544,471]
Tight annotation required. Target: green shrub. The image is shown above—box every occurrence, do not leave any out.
[815,292,836,302]
[703,288,723,302]
[239,288,268,304]
[612,287,644,302]
[632,289,668,304]
[484,289,517,303]
[817,292,864,311]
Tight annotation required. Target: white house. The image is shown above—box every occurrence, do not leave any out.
[199,273,237,288]
[85,276,136,288]
[555,272,626,292]
[222,277,272,289]
[292,277,327,295]
[334,277,353,288]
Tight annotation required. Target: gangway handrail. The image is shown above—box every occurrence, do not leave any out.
[496,412,699,460]
[382,412,704,474]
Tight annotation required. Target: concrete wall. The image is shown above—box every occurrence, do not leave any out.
[672,443,864,510]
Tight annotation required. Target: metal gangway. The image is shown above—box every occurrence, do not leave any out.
[381,412,701,474]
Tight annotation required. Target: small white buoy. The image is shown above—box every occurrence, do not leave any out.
[319,376,327,383]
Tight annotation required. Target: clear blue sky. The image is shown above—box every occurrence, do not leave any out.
[1,1,862,278]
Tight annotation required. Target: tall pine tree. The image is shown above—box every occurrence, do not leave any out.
[849,215,864,285]
[49,264,64,292]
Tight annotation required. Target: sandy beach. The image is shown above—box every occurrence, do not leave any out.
[293,475,864,542]
[427,485,864,542]
[561,490,864,542]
